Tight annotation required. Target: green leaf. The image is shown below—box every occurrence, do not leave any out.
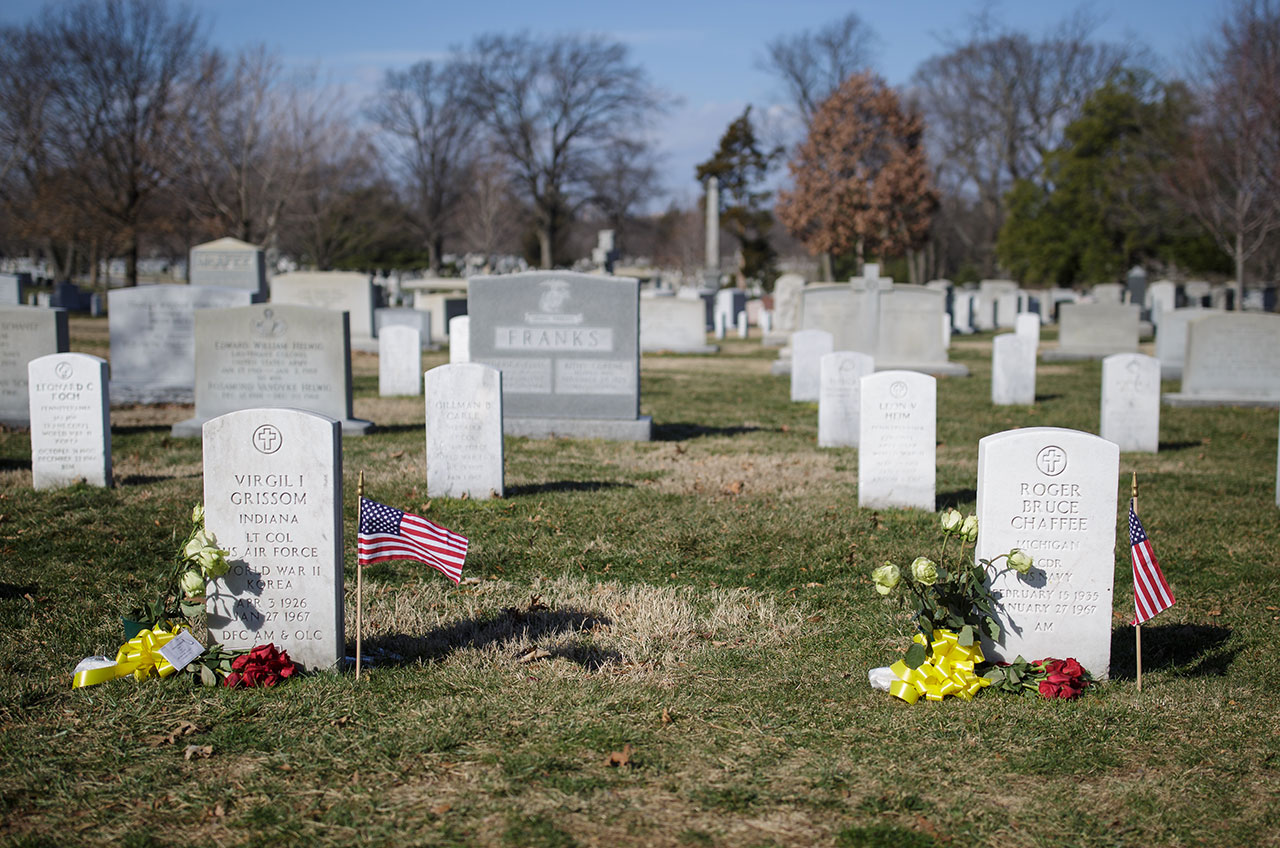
[958,625,975,646]
[200,665,216,687]
[904,642,927,669]
[984,616,1001,640]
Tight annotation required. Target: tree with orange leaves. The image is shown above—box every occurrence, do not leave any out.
[777,72,938,282]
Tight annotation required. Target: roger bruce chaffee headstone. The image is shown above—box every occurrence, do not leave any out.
[468,271,650,440]
[172,304,373,437]
[378,325,422,397]
[1100,353,1160,453]
[858,371,936,511]
[0,305,69,427]
[28,353,111,490]
[109,285,253,404]
[426,363,504,500]
[817,351,874,448]
[203,408,344,671]
[976,427,1119,677]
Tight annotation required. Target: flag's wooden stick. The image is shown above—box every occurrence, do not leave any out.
[1133,471,1142,693]
[356,470,364,681]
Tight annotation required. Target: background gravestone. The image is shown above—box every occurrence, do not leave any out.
[203,408,344,671]
[858,371,936,510]
[0,273,24,305]
[1015,313,1040,349]
[1101,353,1160,452]
[468,271,649,440]
[172,304,372,438]
[449,315,471,363]
[28,352,111,489]
[1044,303,1140,360]
[1154,308,1222,379]
[425,363,504,499]
[1164,313,1280,406]
[976,427,1119,678]
[992,334,1036,405]
[189,237,267,301]
[641,297,716,353]
[818,351,874,448]
[789,329,833,403]
[374,307,433,348]
[0,305,69,427]
[271,271,377,350]
[764,273,805,346]
[109,285,253,404]
[378,325,422,397]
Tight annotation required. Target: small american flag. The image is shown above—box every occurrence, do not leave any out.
[358,497,468,584]
[1130,501,1174,624]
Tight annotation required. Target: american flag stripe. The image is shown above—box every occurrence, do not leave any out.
[358,497,468,584]
[1130,501,1174,625]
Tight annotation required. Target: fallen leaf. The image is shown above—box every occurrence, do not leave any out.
[1267,606,1278,612]
[722,480,745,496]
[213,803,225,818]
[781,425,790,433]
[661,708,672,725]
[1209,609,1221,616]
[605,743,634,768]
[805,582,824,588]
[807,615,824,623]
[430,803,452,815]
[330,716,351,727]
[183,744,213,761]
[147,721,199,747]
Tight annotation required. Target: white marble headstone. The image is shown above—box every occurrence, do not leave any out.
[790,329,834,402]
[425,363,504,499]
[1100,353,1160,452]
[736,311,748,338]
[449,315,471,363]
[378,325,422,397]
[818,351,874,448]
[992,334,1036,405]
[0,306,69,427]
[203,408,344,671]
[28,353,111,489]
[858,371,936,510]
[976,427,1119,677]
[1015,313,1040,349]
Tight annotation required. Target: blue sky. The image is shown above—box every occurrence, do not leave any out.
[5,0,1223,202]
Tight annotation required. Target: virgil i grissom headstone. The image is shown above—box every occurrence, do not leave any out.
[976,427,1119,678]
[425,363,504,499]
[203,408,344,671]
[28,353,111,489]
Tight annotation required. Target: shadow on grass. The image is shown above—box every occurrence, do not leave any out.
[117,472,201,486]
[367,423,425,435]
[0,458,31,471]
[111,423,178,435]
[1034,393,1063,403]
[1109,622,1235,680]
[356,605,618,670]
[505,480,633,497]
[1157,440,1202,452]
[0,582,39,600]
[652,422,768,442]
[936,488,977,510]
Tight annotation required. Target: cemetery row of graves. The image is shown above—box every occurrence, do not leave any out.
[1,254,1279,845]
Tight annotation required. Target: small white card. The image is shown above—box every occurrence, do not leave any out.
[157,629,205,672]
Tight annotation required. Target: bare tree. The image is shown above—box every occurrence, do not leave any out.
[366,59,477,273]
[458,152,522,261]
[458,32,667,268]
[759,12,878,127]
[181,47,339,254]
[585,137,662,255]
[911,12,1130,274]
[40,0,214,285]
[1165,0,1280,302]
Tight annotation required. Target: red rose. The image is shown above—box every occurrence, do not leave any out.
[1060,658,1084,679]
[223,672,241,688]
[1038,680,1060,698]
[1046,671,1072,685]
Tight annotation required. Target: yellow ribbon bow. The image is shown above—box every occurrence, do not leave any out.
[887,629,991,705]
[72,625,186,689]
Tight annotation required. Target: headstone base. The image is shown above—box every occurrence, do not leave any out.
[504,415,652,441]
[1161,393,1280,408]
[109,384,194,405]
[770,358,791,376]
[1159,364,1182,381]
[349,339,380,354]
[172,415,375,438]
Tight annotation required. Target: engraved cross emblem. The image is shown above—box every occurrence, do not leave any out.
[252,424,283,454]
[1036,445,1067,476]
